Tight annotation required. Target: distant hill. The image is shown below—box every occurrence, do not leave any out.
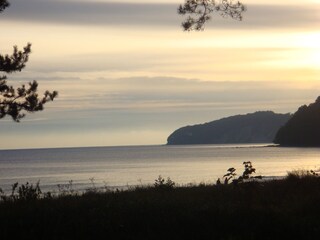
[167,111,291,145]
[274,97,320,146]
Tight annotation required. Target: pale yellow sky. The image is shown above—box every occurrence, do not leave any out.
[2,23,319,82]
[0,0,320,149]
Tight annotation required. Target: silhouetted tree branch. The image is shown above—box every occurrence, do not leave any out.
[178,0,246,31]
[0,0,9,13]
[0,1,57,122]
[0,43,31,75]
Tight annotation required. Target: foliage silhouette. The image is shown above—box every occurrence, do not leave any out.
[0,181,42,201]
[0,0,9,13]
[274,96,320,146]
[57,180,76,196]
[1,175,320,239]
[287,169,319,180]
[218,161,262,185]
[154,175,176,189]
[178,0,246,31]
[167,111,291,145]
[0,1,57,122]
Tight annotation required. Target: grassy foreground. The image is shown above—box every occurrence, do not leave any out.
[1,173,320,240]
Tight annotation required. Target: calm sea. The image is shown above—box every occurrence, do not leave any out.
[0,144,319,192]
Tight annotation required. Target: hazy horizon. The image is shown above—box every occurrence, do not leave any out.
[1,0,319,149]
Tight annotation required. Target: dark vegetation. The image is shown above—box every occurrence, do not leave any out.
[1,1,319,237]
[0,0,57,122]
[178,0,246,31]
[274,96,320,147]
[1,163,320,240]
[168,97,320,147]
[167,111,291,145]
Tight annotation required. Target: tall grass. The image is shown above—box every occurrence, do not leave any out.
[1,164,320,239]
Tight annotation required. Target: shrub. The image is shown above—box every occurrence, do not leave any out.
[217,161,262,185]
[0,181,42,201]
[57,180,76,196]
[17,181,42,201]
[287,169,319,179]
[154,175,175,189]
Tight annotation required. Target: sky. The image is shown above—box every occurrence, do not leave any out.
[0,0,319,149]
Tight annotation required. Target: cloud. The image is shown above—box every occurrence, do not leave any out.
[9,75,320,114]
[2,75,320,148]
[2,0,319,29]
[3,1,178,27]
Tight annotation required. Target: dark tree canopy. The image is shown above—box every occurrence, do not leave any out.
[167,111,291,145]
[0,1,57,122]
[0,44,31,74]
[0,0,9,13]
[178,0,246,31]
[274,97,320,147]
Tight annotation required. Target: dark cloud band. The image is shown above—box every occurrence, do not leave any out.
[1,0,319,29]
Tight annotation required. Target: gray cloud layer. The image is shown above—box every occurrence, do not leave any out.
[1,75,319,148]
[7,75,320,120]
[2,0,319,29]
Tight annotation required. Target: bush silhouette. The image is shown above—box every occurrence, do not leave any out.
[218,161,262,185]
[154,175,176,189]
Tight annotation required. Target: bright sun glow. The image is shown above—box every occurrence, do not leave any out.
[299,33,320,69]
[308,49,320,68]
[295,32,320,49]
